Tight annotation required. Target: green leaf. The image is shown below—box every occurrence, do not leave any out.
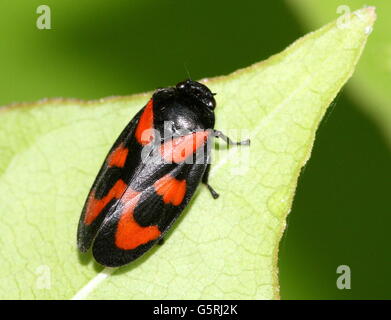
[0,7,375,299]
[289,0,391,144]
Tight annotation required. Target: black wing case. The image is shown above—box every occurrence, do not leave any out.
[91,135,211,267]
[77,100,153,252]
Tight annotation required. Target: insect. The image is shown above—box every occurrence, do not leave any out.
[77,79,250,267]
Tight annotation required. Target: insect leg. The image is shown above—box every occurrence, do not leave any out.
[202,164,219,199]
[213,130,250,145]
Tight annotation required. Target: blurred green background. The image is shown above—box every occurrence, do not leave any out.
[1,0,389,299]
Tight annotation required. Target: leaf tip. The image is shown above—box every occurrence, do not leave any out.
[354,6,377,27]
[363,5,376,16]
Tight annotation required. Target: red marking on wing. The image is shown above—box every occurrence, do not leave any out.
[154,174,186,206]
[135,99,154,145]
[115,188,161,250]
[107,143,128,168]
[160,131,210,163]
[84,179,127,225]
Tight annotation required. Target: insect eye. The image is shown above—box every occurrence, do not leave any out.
[207,99,215,109]
[176,81,188,91]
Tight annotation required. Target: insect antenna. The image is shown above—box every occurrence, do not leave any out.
[183,62,192,81]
